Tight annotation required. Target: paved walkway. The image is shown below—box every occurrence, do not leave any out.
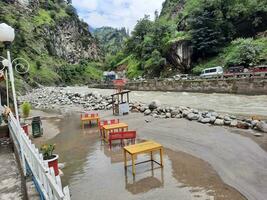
[0,140,23,200]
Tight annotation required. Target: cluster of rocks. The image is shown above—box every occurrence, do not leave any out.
[131,100,267,135]
[19,88,114,111]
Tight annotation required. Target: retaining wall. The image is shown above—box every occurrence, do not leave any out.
[91,78,267,95]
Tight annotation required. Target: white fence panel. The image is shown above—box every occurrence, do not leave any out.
[7,110,71,200]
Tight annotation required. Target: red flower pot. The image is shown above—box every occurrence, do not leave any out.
[21,124,29,135]
[45,154,59,176]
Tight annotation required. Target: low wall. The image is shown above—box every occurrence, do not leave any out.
[91,78,267,95]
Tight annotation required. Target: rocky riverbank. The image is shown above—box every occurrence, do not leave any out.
[19,87,267,135]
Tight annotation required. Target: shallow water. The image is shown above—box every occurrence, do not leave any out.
[62,87,267,117]
[48,113,246,200]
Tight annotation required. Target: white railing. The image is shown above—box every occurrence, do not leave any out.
[8,110,71,200]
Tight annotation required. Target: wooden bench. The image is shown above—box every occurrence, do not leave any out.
[102,122,128,141]
[109,131,136,149]
[98,119,120,137]
[80,113,100,129]
[124,141,164,175]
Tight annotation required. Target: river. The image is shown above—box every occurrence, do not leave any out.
[62,86,267,118]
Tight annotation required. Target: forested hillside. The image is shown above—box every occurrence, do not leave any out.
[93,27,129,56]
[106,0,267,78]
[0,0,103,88]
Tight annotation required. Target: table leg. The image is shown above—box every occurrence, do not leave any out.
[131,154,135,175]
[150,151,153,161]
[160,148,164,167]
[124,150,127,169]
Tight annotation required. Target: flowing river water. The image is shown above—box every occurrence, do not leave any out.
[63,86,267,118]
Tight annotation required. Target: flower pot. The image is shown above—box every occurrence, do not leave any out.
[45,154,59,176]
[21,123,29,135]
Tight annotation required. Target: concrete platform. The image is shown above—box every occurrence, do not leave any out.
[0,142,23,200]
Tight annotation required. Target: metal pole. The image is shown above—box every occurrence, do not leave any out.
[7,50,20,124]
[5,69,9,107]
[7,50,26,176]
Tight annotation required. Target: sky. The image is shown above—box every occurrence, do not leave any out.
[72,0,165,31]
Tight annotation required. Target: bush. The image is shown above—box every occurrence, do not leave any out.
[21,101,31,118]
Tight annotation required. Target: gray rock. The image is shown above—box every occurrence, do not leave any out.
[230,120,238,127]
[224,120,231,126]
[166,113,171,118]
[182,110,190,118]
[211,112,218,118]
[175,114,182,119]
[187,113,199,120]
[214,119,224,125]
[256,121,267,133]
[140,106,146,112]
[148,100,161,110]
[171,110,180,116]
[144,109,152,116]
[253,132,263,137]
[210,116,216,124]
[201,118,211,123]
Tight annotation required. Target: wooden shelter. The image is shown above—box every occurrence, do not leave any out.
[111,90,130,116]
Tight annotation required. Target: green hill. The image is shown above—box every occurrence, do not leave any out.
[0,0,103,88]
[107,0,267,78]
[93,26,129,56]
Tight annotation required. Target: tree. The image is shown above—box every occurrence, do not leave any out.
[188,1,226,57]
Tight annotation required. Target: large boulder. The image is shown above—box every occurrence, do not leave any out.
[148,100,161,110]
[200,118,211,123]
[144,109,152,116]
[214,119,224,126]
[187,113,199,120]
[256,121,267,133]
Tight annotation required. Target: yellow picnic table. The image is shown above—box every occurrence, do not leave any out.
[81,115,100,129]
[123,140,164,175]
[102,122,128,141]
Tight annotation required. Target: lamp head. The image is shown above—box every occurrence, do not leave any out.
[0,23,15,43]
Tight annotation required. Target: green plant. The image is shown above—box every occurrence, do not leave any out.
[41,144,56,160]
[21,102,31,119]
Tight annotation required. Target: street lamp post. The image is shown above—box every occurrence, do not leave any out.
[0,23,20,125]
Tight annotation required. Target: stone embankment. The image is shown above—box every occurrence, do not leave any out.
[19,88,267,135]
[91,78,267,95]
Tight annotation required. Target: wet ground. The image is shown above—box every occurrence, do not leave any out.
[36,112,259,200]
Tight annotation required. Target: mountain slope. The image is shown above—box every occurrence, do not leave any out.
[0,0,103,86]
[93,26,129,56]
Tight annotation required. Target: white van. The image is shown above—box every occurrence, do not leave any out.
[200,66,223,78]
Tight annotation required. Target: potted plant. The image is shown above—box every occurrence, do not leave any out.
[20,102,31,135]
[40,144,59,176]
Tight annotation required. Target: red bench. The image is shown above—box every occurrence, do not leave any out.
[98,119,120,137]
[109,131,136,149]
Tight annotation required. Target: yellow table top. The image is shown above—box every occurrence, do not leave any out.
[81,116,100,121]
[102,122,128,130]
[124,141,162,154]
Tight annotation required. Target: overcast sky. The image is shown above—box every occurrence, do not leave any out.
[72,0,165,31]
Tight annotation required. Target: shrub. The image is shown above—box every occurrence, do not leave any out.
[21,101,31,118]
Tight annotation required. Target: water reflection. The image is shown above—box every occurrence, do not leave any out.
[47,113,246,200]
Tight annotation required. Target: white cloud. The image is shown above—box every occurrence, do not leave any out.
[72,0,165,31]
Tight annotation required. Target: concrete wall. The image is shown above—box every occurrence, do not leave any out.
[91,78,267,95]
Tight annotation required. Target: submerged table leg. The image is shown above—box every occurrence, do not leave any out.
[124,150,127,169]
[131,154,135,175]
[160,148,164,167]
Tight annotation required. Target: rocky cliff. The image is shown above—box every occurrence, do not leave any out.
[0,0,103,86]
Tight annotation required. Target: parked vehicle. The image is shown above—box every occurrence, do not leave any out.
[200,66,223,78]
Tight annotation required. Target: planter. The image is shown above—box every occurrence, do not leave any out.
[21,123,29,135]
[45,154,59,176]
